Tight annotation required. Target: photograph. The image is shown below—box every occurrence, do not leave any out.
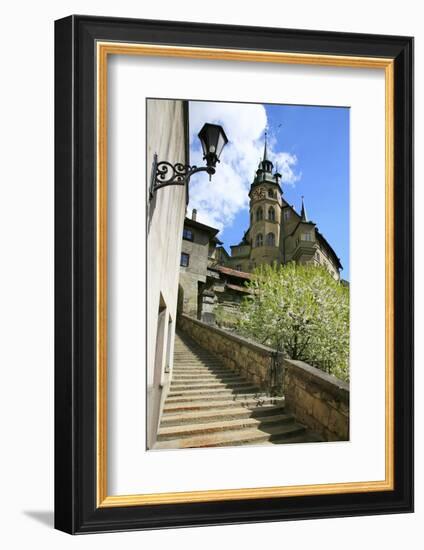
[147,98,350,450]
[51,12,413,535]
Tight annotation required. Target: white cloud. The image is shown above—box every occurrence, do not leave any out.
[188,101,300,232]
[273,151,301,185]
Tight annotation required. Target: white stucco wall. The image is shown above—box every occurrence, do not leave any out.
[146,99,188,446]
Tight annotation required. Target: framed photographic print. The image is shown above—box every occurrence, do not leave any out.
[54,15,414,534]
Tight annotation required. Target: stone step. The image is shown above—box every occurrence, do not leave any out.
[173,361,227,367]
[172,371,237,378]
[174,358,219,361]
[172,370,234,377]
[160,405,287,426]
[154,422,307,449]
[174,351,220,356]
[171,379,247,387]
[167,385,259,398]
[157,413,294,441]
[173,362,225,368]
[164,391,264,404]
[174,353,222,363]
[175,348,212,353]
[174,348,217,353]
[155,332,323,450]
[172,365,233,373]
[163,397,285,413]
[170,381,253,391]
[172,374,243,382]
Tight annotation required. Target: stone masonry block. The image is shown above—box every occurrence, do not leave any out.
[327,408,349,440]
[312,398,330,428]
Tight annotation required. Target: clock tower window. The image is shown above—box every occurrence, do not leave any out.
[266,232,275,246]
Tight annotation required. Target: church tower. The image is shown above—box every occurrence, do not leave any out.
[222,133,342,278]
[247,134,284,268]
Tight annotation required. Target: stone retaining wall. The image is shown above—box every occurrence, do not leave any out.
[178,314,278,392]
[283,359,349,441]
[178,314,349,441]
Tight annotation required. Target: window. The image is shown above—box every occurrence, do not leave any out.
[182,228,193,241]
[256,207,263,222]
[283,210,290,221]
[180,253,190,267]
[236,264,242,271]
[268,207,275,221]
[255,233,263,247]
[301,232,313,242]
[268,189,275,198]
[266,232,275,246]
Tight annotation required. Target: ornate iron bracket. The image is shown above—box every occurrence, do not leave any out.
[149,154,216,200]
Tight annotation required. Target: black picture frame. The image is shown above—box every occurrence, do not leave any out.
[55,15,414,534]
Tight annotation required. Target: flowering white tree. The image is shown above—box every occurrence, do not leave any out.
[239,263,349,381]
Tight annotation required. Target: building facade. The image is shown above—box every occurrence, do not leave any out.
[178,211,253,325]
[146,99,189,449]
[222,139,342,280]
[178,210,222,321]
[177,138,343,329]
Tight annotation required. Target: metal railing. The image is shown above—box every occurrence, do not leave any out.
[269,341,285,397]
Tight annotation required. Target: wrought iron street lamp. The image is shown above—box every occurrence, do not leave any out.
[149,122,228,199]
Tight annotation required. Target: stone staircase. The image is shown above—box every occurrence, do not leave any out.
[154,331,322,449]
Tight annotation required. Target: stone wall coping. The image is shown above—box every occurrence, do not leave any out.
[283,358,349,401]
[180,314,349,403]
[180,314,279,357]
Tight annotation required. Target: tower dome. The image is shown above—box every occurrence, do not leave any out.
[250,133,282,190]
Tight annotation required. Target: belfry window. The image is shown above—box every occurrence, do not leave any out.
[268,207,275,221]
[266,232,275,246]
[256,207,263,222]
[301,231,313,242]
[255,233,263,247]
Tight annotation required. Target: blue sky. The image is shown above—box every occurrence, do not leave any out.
[188,101,350,280]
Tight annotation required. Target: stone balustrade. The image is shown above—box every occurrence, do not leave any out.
[282,358,349,441]
[178,314,278,391]
[177,314,349,441]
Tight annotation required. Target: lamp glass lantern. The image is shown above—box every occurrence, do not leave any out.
[149,121,228,200]
[198,123,229,168]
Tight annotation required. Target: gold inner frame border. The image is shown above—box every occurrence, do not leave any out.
[96,41,395,508]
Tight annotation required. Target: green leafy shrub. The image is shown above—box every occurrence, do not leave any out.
[238,263,349,382]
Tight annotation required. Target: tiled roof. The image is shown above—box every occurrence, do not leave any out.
[184,217,220,237]
[212,264,253,280]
